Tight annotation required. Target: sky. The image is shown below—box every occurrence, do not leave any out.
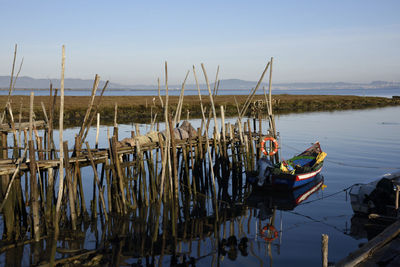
[0,0,399,85]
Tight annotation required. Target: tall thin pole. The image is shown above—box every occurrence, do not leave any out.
[268,57,273,116]
[55,45,65,237]
[201,63,219,140]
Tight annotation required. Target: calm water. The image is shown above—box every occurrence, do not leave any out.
[1,106,399,266]
[2,87,400,97]
[81,106,400,265]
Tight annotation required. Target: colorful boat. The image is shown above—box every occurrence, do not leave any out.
[251,141,326,189]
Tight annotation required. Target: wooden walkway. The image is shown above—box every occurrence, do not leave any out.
[336,219,400,266]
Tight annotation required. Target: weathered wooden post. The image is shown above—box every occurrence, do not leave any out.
[395,184,400,211]
[322,234,329,267]
[29,92,40,241]
[55,45,66,238]
[63,141,77,230]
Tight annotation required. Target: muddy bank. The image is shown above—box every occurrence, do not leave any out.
[1,94,399,127]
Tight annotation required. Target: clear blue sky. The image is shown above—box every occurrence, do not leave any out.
[0,0,399,85]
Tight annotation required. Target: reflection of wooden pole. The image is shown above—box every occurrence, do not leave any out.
[322,234,329,267]
[395,185,399,210]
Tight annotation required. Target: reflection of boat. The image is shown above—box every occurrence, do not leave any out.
[250,142,326,189]
[246,174,324,217]
[349,172,400,216]
[349,215,392,241]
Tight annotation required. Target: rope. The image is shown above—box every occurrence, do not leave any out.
[287,211,348,234]
[299,185,353,206]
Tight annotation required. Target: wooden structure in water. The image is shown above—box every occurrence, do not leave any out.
[0,47,280,264]
[336,219,400,266]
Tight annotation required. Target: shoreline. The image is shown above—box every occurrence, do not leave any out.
[1,94,399,127]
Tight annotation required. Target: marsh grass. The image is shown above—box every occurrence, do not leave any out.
[1,94,398,127]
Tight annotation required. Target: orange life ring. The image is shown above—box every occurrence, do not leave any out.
[261,224,278,242]
[260,137,279,156]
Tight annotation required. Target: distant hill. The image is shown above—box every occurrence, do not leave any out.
[0,75,399,90]
[0,76,125,90]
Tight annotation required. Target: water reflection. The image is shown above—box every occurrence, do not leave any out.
[0,173,325,266]
[247,175,324,220]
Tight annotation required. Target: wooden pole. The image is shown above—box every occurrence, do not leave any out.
[0,147,27,212]
[85,142,108,221]
[240,61,270,118]
[114,103,118,128]
[268,57,273,116]
[168,115,178,201]
[55,45,66,237]
[96,113,100,149]
[212,65,220,97]
[46,167,54,226]
[29,140,41,241]
[201,63,220,141]
[81,80,109,143]
[157,77,164,108]
[0,44,17,124]
[321,234,328,267]
[174,70,190,126]
[63,141,77,230]
[194,67,219,220]
[78,74,100,141]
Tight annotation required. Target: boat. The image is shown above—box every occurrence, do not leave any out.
[349,172,400,216]
[246,174,325,218]
[249,141,326,189]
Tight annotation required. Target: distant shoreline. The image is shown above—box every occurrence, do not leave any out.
[1,86,400,91]
[1,94,399,127]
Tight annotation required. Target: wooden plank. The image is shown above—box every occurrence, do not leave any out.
[336,219,400,266]
[0,121,46,132]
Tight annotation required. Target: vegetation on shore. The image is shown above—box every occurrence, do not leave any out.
[1,94,399,127]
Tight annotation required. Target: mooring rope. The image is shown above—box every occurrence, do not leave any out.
[299,185,353,206]
[287,211,348,234]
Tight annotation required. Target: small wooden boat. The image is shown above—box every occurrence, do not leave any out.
[250,141,326,189]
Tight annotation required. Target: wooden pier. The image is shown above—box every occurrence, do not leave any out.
[336,219,400,266]
[0,47,279,266]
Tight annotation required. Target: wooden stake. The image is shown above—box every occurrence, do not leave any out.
[201,63,219,141]
[63,141,77,230]
[157,77,164,108]
[55,45,66,237]
[78,74,100,141]
[321,234,328,267]
[96,113,100,149]
[29,140,40,241]
[85,142,108,221]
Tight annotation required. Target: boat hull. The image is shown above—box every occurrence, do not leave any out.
[271,165,323,189]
